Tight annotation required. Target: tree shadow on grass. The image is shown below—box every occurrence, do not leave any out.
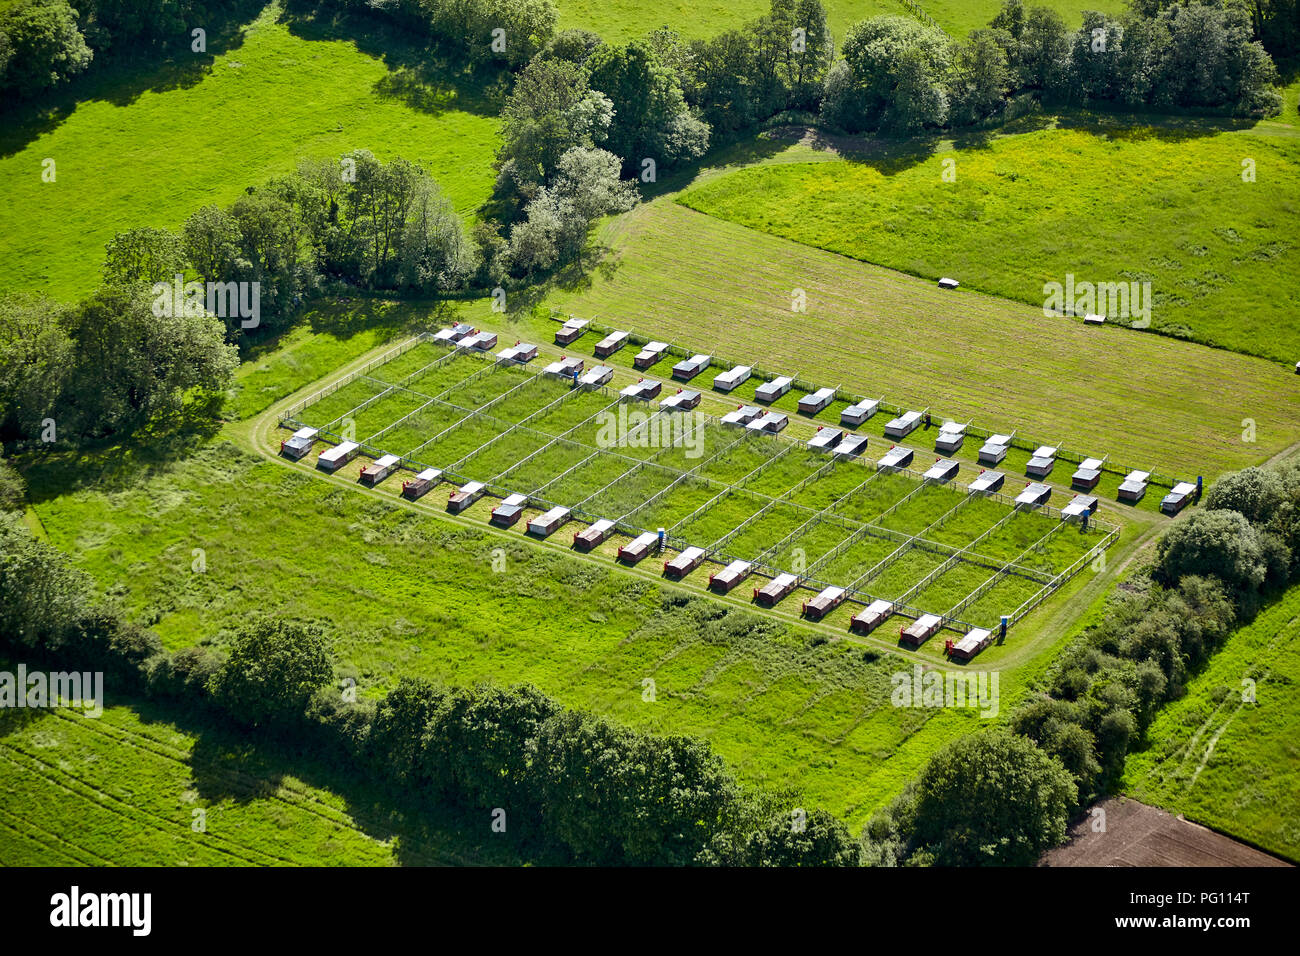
[125,693,551,866]
[16,405,226,505]
[277,0,509,119]
[0,0,268,158]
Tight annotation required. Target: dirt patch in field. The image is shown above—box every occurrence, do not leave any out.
[1041,797,1291,867]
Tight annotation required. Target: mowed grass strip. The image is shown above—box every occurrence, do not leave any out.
[545,198,1299,479]
[0,4,499,301]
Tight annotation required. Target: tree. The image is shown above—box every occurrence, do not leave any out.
[587,40,710,173]
[731,807,861,866]
[949,29,1011,124]
[398,178,478,292]
[60,285,236,437]
[102,227,188,288]
[506,147,637,276]
[182,205,243,284]
[830,16,953,133]
[1015,6,1070,94]
[911,729,1076,865]
[495,56,613,202]
[209,618,334,727]
[0,459,25,512]
[1156,508,1271,603]
[0,511,91,654]
[90,0,189,48]
[530,710,741,864]
[0,292,73,441]
[368,676,446,786]
[0,0,92,98]
[1205,466,1285,527]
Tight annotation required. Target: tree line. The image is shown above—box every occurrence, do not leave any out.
[860,455,1300,866]
[0,484,860,865]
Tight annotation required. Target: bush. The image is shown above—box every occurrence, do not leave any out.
[1156,509,1271,607]
[0,459,26,511]
[910,729,1076,866]
[208,618,334,728]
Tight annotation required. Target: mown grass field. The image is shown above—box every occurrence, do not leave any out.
[1123,585,1300,862]
[678,126,1300,364]
[0,698,522,865]
[539,197,1299,481]
[553,0,1121,45]
[0,2,500,302]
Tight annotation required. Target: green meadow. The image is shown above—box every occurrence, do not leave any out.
[23,435,1007,827]
[678,126,1300,364]
[0,3,500,302]
[1123,585,1300,862]
[0,699,524,865]
[553,0,1122,45]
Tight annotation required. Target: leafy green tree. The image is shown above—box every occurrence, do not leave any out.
[368,676,446,786]
[102,226,188,288]
[0,459,25,512]
[1015,5,1070,93]
[587,40,709,172]
[530,710,740,864]
[0,292,73,441]
[911,729,1076,865]
[495,55,613,202]
[0,512,92,653]
[60,285,236,436]
[829,16,953,133]
[1156,508,1271,603]
[182,205,243,284]
[733,807,861,866]
[0,0,92,98]
[1205,466,1286,526]
[209,618,334,727]
[949,29,1011,124]
[505,147,637,276]
[398,177,478,292]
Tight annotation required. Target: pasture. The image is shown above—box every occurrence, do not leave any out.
[0,698,521,865]
[540,197,1299,481]
[677,126,1300,364]
[553,0,1123,45]
[1122,586,1300,863]
[24,434,1024,827]
[0,2,500,302]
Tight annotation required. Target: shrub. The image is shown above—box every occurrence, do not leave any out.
[910,729,1076,866]
[208,618,334,728]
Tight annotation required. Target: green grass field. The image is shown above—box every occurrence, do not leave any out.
[678,126,1300,364]
[23,437,1011,827]
[0,3,499,302]
[1123,584,1300,862]
[0,698,523,865]
[538,195,1299,481]
[553,0,1121,45]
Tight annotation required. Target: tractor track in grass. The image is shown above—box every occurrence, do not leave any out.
[0,745,282,866]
